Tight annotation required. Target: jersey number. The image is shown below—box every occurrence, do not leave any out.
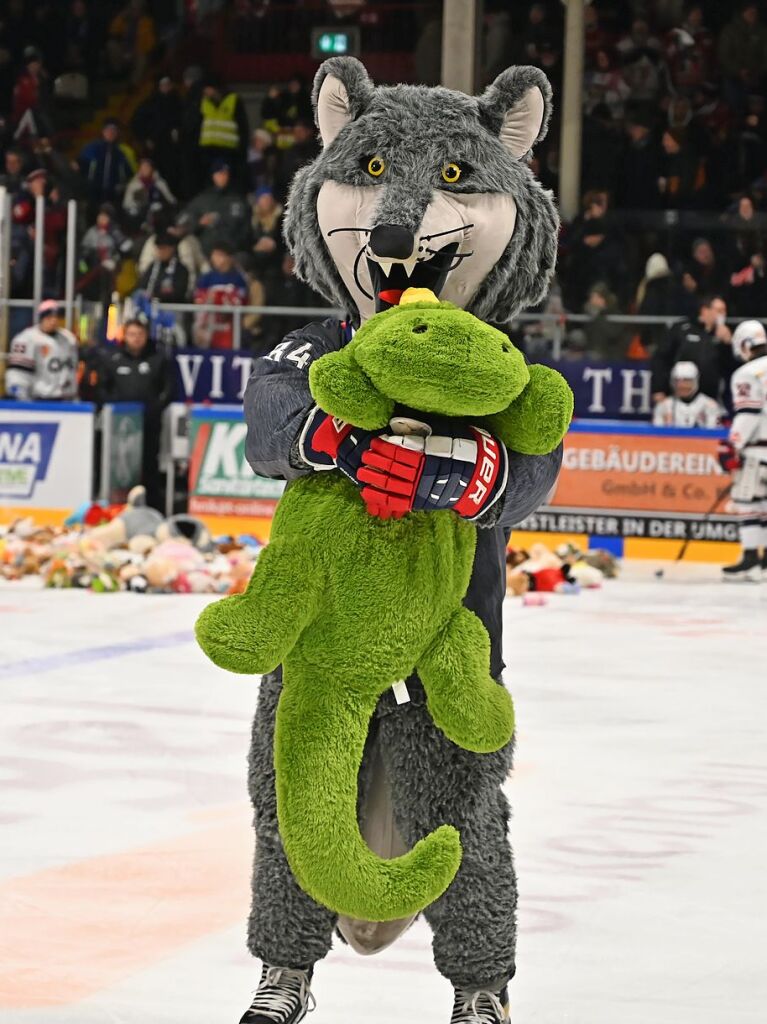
[266,341,313,370]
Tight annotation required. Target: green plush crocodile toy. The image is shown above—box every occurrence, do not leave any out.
[196,288,573,923]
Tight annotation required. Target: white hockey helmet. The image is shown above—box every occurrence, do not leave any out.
[731,319,767,362]
[670,360,699,383]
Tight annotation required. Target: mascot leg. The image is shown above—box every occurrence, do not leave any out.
[378,692,517,989]
[247,670,338,967]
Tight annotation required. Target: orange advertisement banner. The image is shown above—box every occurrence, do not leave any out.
[552,430,729,516]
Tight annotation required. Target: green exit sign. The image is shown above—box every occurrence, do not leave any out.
[311,27,360,58]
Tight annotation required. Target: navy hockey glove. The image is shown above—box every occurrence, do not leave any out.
[299,408,507,521]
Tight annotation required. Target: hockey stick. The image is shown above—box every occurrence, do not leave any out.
[673,480,733,565]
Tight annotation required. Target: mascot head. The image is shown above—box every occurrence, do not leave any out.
[285,57,558,324]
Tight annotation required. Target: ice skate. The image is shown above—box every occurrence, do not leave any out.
[722,550,762,582]
[239,965,315,1024]
[450,985,510,1024]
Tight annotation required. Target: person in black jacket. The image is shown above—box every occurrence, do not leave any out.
[101,318,174,509]
[137,233,190,304]
[651,294,739,405]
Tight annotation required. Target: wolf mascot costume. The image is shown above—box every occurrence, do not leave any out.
[238,58,561,1024]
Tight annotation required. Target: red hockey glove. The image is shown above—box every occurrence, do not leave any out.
[717,439,742,473]
[299,408,507,521]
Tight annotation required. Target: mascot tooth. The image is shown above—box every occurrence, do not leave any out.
[196,56,568,1024]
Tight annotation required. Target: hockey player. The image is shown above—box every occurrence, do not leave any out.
[721,319,767,580]
[652,361,723,428]
[4,300,78,401]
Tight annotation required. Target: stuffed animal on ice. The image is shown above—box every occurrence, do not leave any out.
[196,289,572,922]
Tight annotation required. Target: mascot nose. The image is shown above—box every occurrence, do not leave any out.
[369,224,414,260]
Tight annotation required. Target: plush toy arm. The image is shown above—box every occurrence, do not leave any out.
[195,542,320,675]
[482,364,573,455]
[309,348,394,430]
[416,607,515,754]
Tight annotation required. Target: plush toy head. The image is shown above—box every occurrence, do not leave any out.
[286,57,558,322]
[310,288,573,455]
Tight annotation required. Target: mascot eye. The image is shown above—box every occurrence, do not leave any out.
[441,162,463,184]
[366,155,386,178]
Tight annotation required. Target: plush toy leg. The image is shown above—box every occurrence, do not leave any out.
[309,349,394,430]
[195,542,319,675]
[417,608,515,754]
[483,363,574,455]
[275,677,462,922]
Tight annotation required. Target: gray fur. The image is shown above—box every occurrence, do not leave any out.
[285,57,559,324]
[248,672,517,987]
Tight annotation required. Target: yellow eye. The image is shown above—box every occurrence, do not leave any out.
[442,162,462,184]
[367,156,385,177]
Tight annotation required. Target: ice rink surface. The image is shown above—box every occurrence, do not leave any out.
[1,563,766,1024]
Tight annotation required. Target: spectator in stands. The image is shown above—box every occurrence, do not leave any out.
[79,119,136,210]
[29,136,85,202]
[262,253,325,344]
[689,236,728,294]
[64,0,97,81]
[617,112,663,209]
[107,0,157,85]
[718,3,767,114]
[665,4,715,95]
[13,46,52,140]
[247,128,277,194]
[123,156,176,233]
[562,216,629,311]
[617,17,664,102]
[100,317,173,509]
[514,3,558,66]
[131,75,185,197]
[137,232,190,304]
[658,128,707,209]
[0,148,26,193]
[250,188,284,281]
[584,50,631,121]
[276,120,320,202]
[12,169,67,293]
[193,242,248,349]
[138,222,207,287]
[653,361,724,427]
[278,75,313,127]
[580,282,630,360]
[195,74,249,186]
[636,252,690,350]
[177,161,251,258]
[651,294,737,404]
[78,203,132,303]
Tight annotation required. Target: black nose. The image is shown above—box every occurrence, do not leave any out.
[369,224,414,260]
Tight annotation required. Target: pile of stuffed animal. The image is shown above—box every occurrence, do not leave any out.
[0,487,261,595]
[506,541,619,601]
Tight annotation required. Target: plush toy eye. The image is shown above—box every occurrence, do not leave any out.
[366,155,386,177]
[441,162,462,184]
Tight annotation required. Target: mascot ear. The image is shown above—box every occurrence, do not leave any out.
[478,66,553,159]
[313,57,375,148]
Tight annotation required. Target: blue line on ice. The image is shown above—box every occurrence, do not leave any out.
[0,630,194,680]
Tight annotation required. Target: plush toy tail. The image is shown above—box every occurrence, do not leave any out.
[275,675,462,922]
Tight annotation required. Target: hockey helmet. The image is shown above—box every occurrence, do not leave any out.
[670,360,699,382]
[731,319,767,362]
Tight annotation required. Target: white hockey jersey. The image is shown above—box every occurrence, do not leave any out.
[729,354,767,462]
[652,393,723,428]
[5,326,79,401]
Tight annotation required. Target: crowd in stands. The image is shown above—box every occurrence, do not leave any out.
[0,0,325,353]
[4,0,767,389]
[503,0,767,375]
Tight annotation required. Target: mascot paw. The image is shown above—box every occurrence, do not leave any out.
[195,596,281,675]
[486,364,573,455]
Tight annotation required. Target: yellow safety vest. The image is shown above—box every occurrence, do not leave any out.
[200,94,240,150]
